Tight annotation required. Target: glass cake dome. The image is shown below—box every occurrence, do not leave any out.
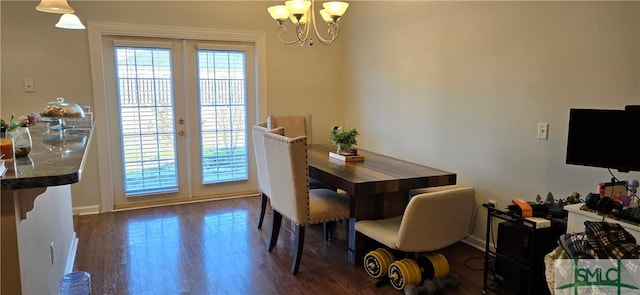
[40,97,85,130]
[40,97,85,119]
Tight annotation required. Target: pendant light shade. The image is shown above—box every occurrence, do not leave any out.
[55,13,85,30]
[36,0,75,14]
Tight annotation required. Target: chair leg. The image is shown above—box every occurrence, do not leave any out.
[268,210,282,252]
[292,225,306,274]
[343,218,350,242]
[257,193,268,229]
[323,221,335,241]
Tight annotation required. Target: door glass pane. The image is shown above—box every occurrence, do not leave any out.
[115,47,178,196]
[197,50,248,184]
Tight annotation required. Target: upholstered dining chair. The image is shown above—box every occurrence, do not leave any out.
[265,114,331,191]
[354,186,475,253]
[266,114,312,139]
[253,118,335,232]
[252,123,283,229]
[262,132,351,274]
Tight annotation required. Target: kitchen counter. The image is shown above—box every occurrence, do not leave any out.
[1,123,93,295]
[2,124,91,190]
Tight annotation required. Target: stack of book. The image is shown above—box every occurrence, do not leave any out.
[329,152,365,162]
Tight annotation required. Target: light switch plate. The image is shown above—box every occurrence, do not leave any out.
[23,79,35,93]
[537,122,549,140]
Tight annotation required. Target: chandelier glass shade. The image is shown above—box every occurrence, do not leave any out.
[267,0,349,46]
[35,0,75,14]
[55,13,86,30]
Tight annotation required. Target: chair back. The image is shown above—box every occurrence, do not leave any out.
[262,132,310,224]
[266,114,312,141]
[252,124,284,197]
[395,187,475,252]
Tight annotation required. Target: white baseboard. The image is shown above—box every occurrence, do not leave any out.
[73,205,100,216]
[462,235,494,253]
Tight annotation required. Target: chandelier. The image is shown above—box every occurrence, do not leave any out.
[267,0,349,46]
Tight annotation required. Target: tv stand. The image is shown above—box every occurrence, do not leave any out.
[482,204,564,295]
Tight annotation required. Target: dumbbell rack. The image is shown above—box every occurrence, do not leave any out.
[482,204,551,295]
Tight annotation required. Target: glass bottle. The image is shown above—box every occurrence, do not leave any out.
[59,271,91,295]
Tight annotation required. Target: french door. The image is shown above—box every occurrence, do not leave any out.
[102,36,258,207]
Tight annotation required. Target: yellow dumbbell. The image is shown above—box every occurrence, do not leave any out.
[388,258,422,290]
[389,253,451,291]
[363,248,395,279]
[416,253,450,280]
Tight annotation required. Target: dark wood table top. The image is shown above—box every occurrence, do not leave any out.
[307,144,457,196]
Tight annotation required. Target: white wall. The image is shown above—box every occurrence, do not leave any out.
[342,1,640,244]
[1,1,345,210]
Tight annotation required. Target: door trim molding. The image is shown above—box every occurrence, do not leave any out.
[87,21,267,212]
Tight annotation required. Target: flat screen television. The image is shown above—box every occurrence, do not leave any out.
[566,107,640,172]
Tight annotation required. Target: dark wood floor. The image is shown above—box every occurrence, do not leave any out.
[73,196,486,294]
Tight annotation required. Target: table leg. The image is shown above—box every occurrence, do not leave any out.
[347,217,358,265]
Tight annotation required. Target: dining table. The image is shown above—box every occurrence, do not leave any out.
[307,144,457,265]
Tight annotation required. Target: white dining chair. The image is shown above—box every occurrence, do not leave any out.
[262,132,351,274]
[252,123,283,229]
[355,186,475,252]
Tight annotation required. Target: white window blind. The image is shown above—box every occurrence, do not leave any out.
[197,49,248,184]
[115,46,178,196]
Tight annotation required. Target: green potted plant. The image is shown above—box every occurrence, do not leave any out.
[330,125,359,155]
[0,114,21,136]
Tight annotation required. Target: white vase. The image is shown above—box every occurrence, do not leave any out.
[336,144,353,156]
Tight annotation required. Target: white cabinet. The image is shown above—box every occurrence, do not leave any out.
[565,203,640,242]
[1,185,77,295]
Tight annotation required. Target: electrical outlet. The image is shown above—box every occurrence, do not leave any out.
[489,200,498,207]
[23,78,35,93]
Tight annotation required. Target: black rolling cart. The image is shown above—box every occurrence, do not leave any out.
[482,204,564,295]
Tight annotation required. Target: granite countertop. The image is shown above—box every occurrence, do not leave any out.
[1,124,92,191]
